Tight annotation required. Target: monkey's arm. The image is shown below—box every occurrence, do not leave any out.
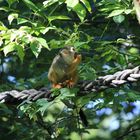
[73,54,82,65]
[72,54,82,67]
[66,55,81,87]
[69,54,81,73]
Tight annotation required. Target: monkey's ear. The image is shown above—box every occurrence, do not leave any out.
[59,50,66,57]
[60,49,69,55]
[59,51,63,57]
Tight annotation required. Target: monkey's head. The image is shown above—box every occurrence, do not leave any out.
[59,46,77,64]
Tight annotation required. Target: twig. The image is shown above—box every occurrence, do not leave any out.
[115,127,140,140]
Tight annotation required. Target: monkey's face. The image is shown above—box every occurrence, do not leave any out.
[60,47,77,64]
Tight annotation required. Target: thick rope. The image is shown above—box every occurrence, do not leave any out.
[78,66,140,93]
[0,66,140,103]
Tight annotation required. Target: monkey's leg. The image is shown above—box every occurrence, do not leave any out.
[65,72,78,88]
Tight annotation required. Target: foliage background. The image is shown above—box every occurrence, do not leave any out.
[0,0,140,139]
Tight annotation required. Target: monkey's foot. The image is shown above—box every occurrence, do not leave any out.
[52,84,62,89]
[64,80,75,88]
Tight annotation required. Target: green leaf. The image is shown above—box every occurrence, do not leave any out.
[65,0,87,21]
[37,99,65,116]
[0,7,10,12]
[73,3,86,21]
[70,132,81,140]
[124,9,133,14]
[129,48,139,54]
[48,15,70,22]
[43,0,58,7]
[108,9,124,17]
[0,38,3,46]
[40,26,56,34]
[60,88,73,99]
[15,45,25,62]
[8,13,18,25]
[58,88,78,100]
[17,18,28,24]
[49,39,62,48]
[76,96,91,107]
[65,0,79,8]
[113,15,125,23]
[6,0,18,6]
[36,99,50,115]
[3,42,16,56]
[101,49,112,57]
[19,26,32,33]
[36,37,50,50]
[80,0,92,13]
[127,91,140,100]
[30,40,42,57]
[10,31,18,42]
[0,26,7,31]
[73,41,88,47]
[117,38,126,43]
[22,0,39,12]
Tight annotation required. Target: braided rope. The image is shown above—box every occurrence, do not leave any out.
[78,66,140,93]
[0,66,140,103]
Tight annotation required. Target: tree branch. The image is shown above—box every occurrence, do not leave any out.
[0,66,140,104]
[115,127,140,140]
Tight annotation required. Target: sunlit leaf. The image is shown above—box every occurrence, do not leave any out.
[36,99,50,115]
[65,0,79,8]
[59,88,76,100]
[129,48,139,54]
[108,9,124,17]
[113,15,125,23]
[124,9,133,14]
[48,15,70,22]
[0,25,7,31]
[43,0,58,7]
[36,37,50,50]
[30,40,42,57]
[8,13,18,25]
[19,26,32,33]
[0,38,3,46]
[73,3,86,21]
[70,132,81,140]
[80,0,92,13]
[3,42,16,56]
[40,26,56,34]
[0,7,10,12]
[17,18,28,24]
[22,0,39,12]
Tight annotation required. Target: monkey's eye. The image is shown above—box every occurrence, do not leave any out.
[70,47,75,52]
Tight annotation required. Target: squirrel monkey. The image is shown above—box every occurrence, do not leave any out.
[48,46,81,88]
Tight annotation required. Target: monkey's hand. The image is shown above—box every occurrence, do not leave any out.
[64,80,76,88]
[73,54,82,64]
